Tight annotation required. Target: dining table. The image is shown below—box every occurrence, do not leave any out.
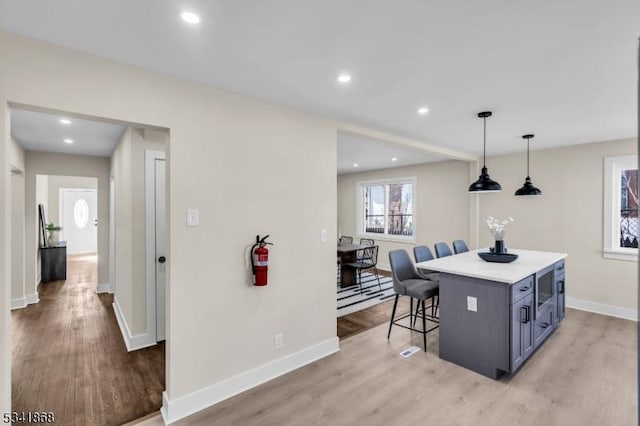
[337,243,368,287]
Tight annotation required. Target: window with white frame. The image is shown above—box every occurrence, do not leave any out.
[357,178,415,240]
[604,155,638,261]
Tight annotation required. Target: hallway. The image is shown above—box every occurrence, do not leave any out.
[11,254,165,426]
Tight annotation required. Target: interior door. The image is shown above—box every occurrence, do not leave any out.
[61,189,98,254]
[155,158,167,341]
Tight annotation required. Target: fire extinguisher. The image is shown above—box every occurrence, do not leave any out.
[251,235,273,286]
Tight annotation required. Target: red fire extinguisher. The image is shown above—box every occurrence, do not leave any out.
[251,235,273,286]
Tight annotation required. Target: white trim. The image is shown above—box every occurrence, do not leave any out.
[603,249,638,261]
[112,297,156,352]
[11,298,26,310]
[161,337,340,424]
[25,292,38,305]
[146,150,166,344]
[96,282,111,294]
[603,155,638,261]
[355,177,417,243]
[567,297,637,321]
[11,292,39,310]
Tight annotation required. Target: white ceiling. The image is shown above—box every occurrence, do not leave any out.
[0,1,637,158]
[11,108,126,157]
[338,131,448,174]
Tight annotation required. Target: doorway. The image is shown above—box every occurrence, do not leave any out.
[8,105,169,424]
[60,188,98,254]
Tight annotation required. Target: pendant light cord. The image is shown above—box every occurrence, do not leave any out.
[526,138,530,177]
[483,116,487,167]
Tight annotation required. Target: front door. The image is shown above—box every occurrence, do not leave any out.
[61,189,98,254]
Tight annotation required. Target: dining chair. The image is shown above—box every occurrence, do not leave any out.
[412,245,440,324]
[344,246,382,294]
[434,242,453,258]
[387,249,439,352]
[413,245,440,281]
[359,238,375,247]
[452,239,469,254]
[339,236,353,245]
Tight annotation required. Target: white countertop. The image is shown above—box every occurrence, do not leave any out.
[415,249,567,284]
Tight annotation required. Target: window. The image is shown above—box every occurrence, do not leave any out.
[604,155,638,261]
[73,198,89,230]
[358,178,415,240]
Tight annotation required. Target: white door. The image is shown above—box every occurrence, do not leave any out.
[155,159,167,341]
[61,189,98,254]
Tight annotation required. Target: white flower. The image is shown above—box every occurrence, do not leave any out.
[486,216,514,240]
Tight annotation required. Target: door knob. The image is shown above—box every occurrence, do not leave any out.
[158,256,166,263]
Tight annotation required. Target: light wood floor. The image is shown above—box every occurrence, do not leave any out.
[139,306,636,425]
[11,254,165,426]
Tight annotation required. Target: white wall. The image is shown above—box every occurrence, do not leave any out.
[9,136,24,170]
[25,152,110,295]
[111,127,134,333]
[34,174,48,285]
[10,172,25,305]
[111,127,167,337]
[47,175,97,229]
[338,160,471,269]
[0,31,338,417]
[478,138,638,317]
[9,137,25,306]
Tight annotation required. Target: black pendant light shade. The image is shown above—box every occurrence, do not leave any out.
[515,134,542,196]
[469,111,502,193]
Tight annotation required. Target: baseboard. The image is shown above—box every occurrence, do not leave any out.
[377,261,391,272]
[161,337,340,424]
[96,282,111,294]
[112,297,157,352]
[566,297,638,321]
[11,293,39,310]
[25,292,39,305]
[11,298,26,310]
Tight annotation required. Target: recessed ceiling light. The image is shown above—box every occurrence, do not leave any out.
[181,11,200,24]
[391,158,398,162]
[64,139,74,144]
[337,74,352,84]
[353,163,359,167]
[417,107,429,115]
[59,118,71,125]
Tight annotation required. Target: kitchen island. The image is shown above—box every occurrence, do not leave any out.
[416,249,567,379]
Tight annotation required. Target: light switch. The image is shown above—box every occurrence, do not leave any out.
[186,209,199,227]
[467,296,477,312]
[320,229,328,243]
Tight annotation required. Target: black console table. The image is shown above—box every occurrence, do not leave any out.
[41,244,67,283]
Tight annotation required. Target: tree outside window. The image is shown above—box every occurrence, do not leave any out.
[360,179,414,239]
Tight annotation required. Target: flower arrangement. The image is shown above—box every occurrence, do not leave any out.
[45,222,63,232]
[486,216,513,241]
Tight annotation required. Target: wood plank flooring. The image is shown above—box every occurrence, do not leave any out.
[168,308,636,425]
[11,254,165,426]
[338,297,411,340]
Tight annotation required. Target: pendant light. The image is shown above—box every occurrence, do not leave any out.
[515,134,542,196]
[468,111,502,193]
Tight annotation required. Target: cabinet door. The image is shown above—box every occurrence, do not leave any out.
[534,304,555,350]
[511,295,534,372]
[556,276,565,324]
[510,298,524,372]
[521,294,534,362]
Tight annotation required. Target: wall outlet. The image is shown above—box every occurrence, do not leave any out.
[274,333,283,350]
[320,229,328,243]
[186,209,199,227]
[467,296,477,312]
